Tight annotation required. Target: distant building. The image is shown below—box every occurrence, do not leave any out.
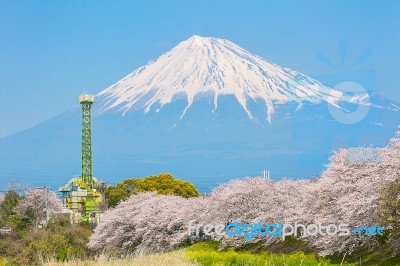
[59,177,106,224]
[0,227,12,235]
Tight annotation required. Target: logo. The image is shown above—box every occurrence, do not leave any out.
[315,40,375,125]
[188,220,383,241]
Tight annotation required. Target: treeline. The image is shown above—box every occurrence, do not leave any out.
[88,135,400,264]
[0,173,200,265]
[1,137,399,265]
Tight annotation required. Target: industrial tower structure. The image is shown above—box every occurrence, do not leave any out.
[80,94,94,188]
[59,94,105,224]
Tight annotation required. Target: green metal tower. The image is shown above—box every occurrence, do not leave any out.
[59,93,105,224]
[79,94,95,188]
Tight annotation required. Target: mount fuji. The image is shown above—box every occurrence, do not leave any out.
[0,35,399,192]
[95,35,366,123]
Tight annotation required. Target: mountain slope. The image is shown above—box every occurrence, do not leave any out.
[95,35,366,123]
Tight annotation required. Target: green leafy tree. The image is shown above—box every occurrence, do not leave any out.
[19,216,92,264]
[106,173,200,207]
[0,190,21,218]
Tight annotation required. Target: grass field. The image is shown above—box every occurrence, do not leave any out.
[42,250,199,266]
[35,241,360,266]
[2,240,396,266]
[186,242,356,266]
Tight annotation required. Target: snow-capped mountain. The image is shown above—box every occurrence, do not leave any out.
[0,35,398,192]
[95,35,367,123]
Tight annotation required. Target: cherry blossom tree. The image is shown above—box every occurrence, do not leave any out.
[307,135,400,255]
[196,177,313,247]
[88,192,207,252]
[14,188,63,228]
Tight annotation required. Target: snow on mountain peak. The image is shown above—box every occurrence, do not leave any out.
[96,35,366,122]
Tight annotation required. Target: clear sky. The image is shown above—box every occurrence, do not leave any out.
[0,0,399,138]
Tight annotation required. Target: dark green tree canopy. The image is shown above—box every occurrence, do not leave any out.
[0,190,21,218]
[105,173,200,208]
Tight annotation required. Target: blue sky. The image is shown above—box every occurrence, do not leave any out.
[0,0,399,138]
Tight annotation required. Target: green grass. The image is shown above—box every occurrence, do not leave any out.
[30,240,400,266]
[327,240,400,266]
[186,241,356,266]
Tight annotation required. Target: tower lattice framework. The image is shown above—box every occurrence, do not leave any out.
[79,94,95,187]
